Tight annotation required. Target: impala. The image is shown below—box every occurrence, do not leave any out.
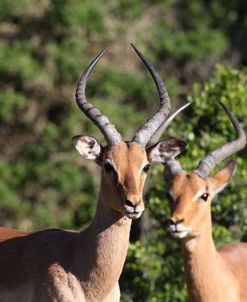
[0,45,187,302]
[162,101,247,302]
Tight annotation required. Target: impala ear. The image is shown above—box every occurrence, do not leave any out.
[147,140,186,164]
[210,160,236,194]
[72,135,102,160]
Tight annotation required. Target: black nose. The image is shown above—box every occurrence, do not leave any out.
[169,218,184,226]
[124,199,143,214]
[125,199,135,208]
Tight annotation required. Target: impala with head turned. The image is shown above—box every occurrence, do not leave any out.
[0,44,186,302]
[163,101,247,302]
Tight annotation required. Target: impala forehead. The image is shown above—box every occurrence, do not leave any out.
[171,172,208,199]
[104,141,148,171]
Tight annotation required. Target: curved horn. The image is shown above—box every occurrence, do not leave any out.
[131,44,172,147]
[194,100,246,178]
[75,49,122,146]
[164,159,183,179]
[147,102,191,147]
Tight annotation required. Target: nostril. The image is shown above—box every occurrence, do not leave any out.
[125,199,135,208]
[177,218,184,225]
[169,218,176,225]
[169,218,184,225]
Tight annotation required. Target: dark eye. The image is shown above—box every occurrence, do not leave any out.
[166,191,174,204]
[104,163,115,173]
[143,164,150,173]
[200,193,209,202]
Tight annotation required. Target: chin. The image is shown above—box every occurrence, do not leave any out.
[171,231,189,239]
[124,211,143,220]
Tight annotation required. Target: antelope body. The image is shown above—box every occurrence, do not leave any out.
[164,101,247,302]
[0,45,186,302]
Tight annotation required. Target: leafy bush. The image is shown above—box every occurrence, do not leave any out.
[0,0,247,300]
[121,65,247,301]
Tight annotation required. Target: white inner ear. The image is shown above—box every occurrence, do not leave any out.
[148,141,183,163]
[214,182,228,195]
[72,136,101,160]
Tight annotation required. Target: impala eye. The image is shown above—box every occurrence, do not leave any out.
[143,164,150,173]
[104,163,115,173]
[200,193,209,202]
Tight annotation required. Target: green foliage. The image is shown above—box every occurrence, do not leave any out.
[121,66,247,301]
[0,0,247,301]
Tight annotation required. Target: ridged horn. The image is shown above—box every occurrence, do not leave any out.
[194,100,246,178]
[75,49,122,146]
[147,102,190,147]
[164,159,183,178]
[131,44,171,147]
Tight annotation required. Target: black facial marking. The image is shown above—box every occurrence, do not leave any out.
[104,162,115,173]
[166,191,174,204]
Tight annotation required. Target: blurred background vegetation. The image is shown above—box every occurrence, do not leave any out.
[0,0,246,301]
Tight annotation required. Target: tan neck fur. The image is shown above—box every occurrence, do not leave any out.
[182,215,217,302]
[0,178,132,302]
[76,186,131,301]
[168,170,247,302]
[181,214,242,302]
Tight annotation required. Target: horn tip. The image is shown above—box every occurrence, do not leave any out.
[130,43,142,56]
[99,47,108,57]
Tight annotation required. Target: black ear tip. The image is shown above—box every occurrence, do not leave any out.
[72,135,80,145]
[164,139,187,150]
[177,140,186,150]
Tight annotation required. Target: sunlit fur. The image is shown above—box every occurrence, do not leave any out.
[0,138,181,302]
[0,227,27,242]
[101,141,148,219]
[167,161,247,302]
[168,172,212,239]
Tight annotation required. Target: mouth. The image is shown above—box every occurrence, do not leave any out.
[122,203,144,220]
[167,225,190,239]
[123,210,143,220]
[169,229,189,239]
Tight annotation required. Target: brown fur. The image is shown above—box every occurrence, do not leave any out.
[0,227,28,242]
[168,163,247,302]
[101,142,147,213]
[0,141,149,302]
[0,136,184,301]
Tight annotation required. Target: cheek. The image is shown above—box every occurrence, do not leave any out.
[190,202,208,228]
[105,181,125,211]
[103,170,118,185]
[103,172,122,196]
[140,175,146,190]
[139,199,145,211]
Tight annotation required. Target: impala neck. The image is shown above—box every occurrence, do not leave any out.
[76,178,132,301]
[182,214,221,302]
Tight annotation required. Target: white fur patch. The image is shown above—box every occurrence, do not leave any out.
[73,136,101,160]
[192,189,205,202]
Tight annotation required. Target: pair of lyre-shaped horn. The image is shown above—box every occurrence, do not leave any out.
[76,44,246,177]
[75,44,189,148]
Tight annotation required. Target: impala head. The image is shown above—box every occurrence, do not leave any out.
[73,44,188,219]
[165,101,246,238]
